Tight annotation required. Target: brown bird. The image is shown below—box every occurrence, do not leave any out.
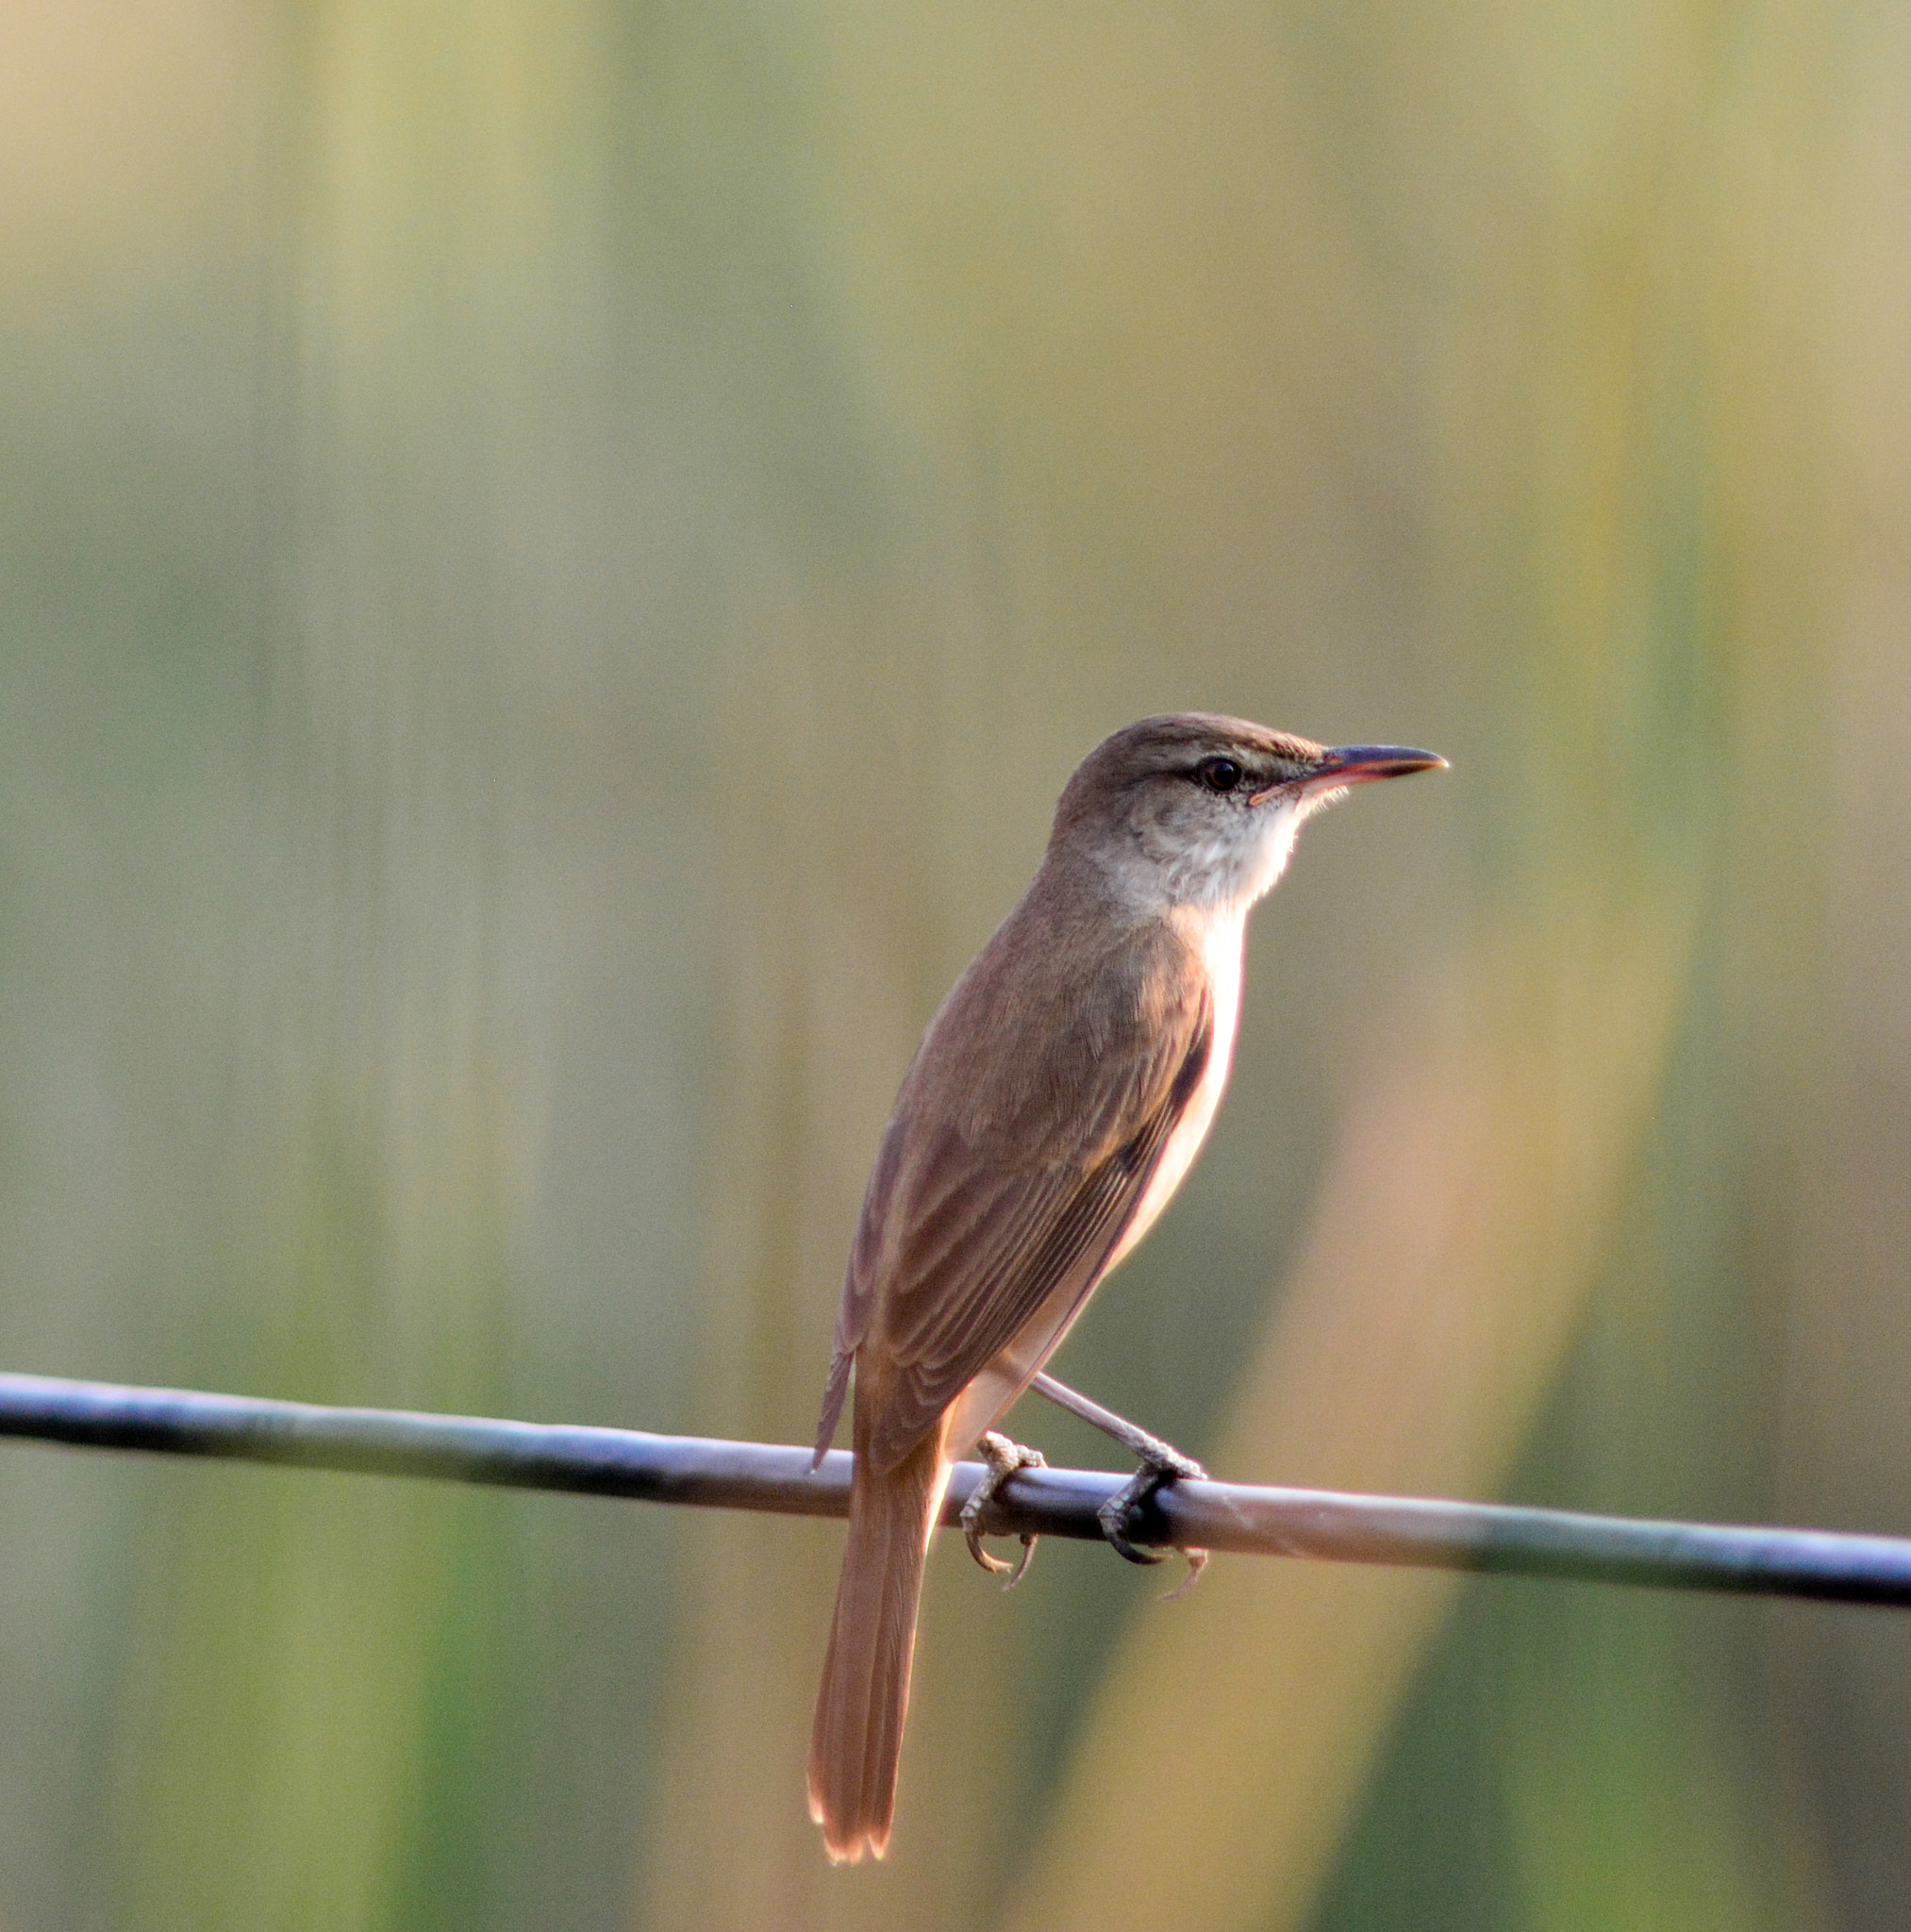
[806,713,1443,1863]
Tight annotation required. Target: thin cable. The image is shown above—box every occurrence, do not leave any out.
[1,1371,1907,1606]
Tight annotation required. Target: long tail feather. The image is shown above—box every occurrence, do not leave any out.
[806,1416,948,1863]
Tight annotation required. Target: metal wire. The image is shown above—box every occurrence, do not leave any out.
[2,1370,1908,1606]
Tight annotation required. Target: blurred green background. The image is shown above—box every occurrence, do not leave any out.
[0,0,1904,1925]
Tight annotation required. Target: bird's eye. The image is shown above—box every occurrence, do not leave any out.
[1194,756,1244,793]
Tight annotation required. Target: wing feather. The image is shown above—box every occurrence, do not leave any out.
[815,895,1218,1475]
[816,905,1214,1476]
[867,1066,1201,1468]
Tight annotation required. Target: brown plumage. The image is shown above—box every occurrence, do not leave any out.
[806,714,1442,1862]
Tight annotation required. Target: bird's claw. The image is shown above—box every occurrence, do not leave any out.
[960,1432,1047,1588]
[1095,1441,1209,1590]
[1024,1374,1208,1589]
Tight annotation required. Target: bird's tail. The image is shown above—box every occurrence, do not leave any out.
[806,1414,949,1863]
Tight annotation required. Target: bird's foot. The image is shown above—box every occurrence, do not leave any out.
[1025,1375,1210,1589]
[960,1432,1047,1588]
[1095,1436,1210,1589]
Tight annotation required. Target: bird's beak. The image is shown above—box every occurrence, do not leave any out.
[1251,744,1447,806]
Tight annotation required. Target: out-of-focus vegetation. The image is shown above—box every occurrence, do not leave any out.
[0,0,1904,1926]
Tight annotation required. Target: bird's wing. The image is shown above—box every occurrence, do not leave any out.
[816,918,1213,1477]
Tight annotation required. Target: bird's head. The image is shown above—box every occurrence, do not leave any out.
[1051,711,1444,913]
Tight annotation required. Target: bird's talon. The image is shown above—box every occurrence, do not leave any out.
[1095,1447,1207,1570]
[1097,1490,1166,1565]
[964,1531,1018,1577]
[1000,1535,1038,1590]
[959,1432,1047,1583]
[1160,1545,1209,1600]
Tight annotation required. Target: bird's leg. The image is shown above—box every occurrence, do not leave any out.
[1030,1372,1208,1584]
[959,1432,1047,1588]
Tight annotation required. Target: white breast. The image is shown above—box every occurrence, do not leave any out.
[1102,902,1246,1274]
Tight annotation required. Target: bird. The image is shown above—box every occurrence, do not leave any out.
[806,712,1443,1863]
